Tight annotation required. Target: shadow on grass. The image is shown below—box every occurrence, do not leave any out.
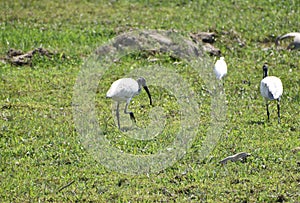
[248,120,265,125]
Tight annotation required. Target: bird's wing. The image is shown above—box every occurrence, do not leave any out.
[260,81,272,99]
[260,77,283,100]
[214,60,227,79]
[275,32,300,45]
[269,82,283,99]
[107,78,139,100]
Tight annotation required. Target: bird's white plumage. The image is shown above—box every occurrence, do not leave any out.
[275,32,300,50]
[260,64,283,124]
[106,78,140,102]
[214,57,227,80]
[278,32,300,42]
[260,76,283,100]
[106,77,151,129]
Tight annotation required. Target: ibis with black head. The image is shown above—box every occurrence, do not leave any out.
[106,77,152,129]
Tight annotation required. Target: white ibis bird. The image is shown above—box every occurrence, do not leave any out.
[214,56,227,80]
[275,32,300,50]
[260,64,283,124]
[106,77,152,129]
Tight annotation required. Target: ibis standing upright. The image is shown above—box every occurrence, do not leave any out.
[214,56,227,80]
[260,64,283,124]
[106,77,152,129]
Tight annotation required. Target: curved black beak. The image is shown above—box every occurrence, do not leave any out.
[143,86,152,105]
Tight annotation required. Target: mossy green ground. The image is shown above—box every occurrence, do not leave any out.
[0,1,299,202]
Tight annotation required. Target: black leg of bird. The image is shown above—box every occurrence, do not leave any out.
[129,112,136,123]
[266,102,270,121]
[124,101,136,123]
[277,98,281,124]
[116,102,120,129]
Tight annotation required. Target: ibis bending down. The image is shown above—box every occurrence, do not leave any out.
[275,32,300,50]
[214,56,227,80]
[260,64,283,124]
[106,77,152,129]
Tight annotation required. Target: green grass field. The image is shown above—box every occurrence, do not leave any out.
[0,1,299,202]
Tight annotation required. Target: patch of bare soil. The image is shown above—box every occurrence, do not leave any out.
[95,30,221,61]
[2,47,55,66]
